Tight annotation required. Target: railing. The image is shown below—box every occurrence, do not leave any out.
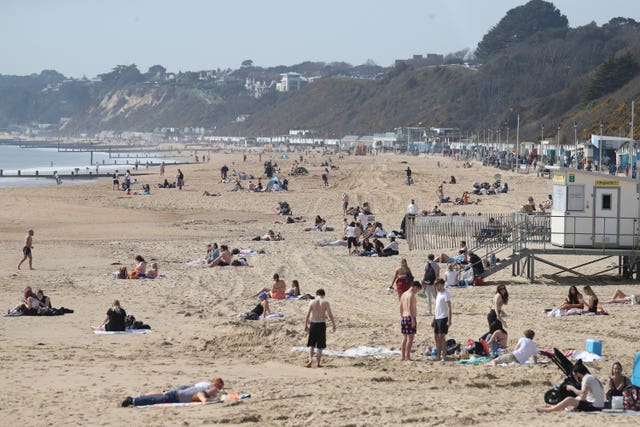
[406,212,640,252]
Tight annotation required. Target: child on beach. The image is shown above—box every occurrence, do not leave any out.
[146,263,158,279]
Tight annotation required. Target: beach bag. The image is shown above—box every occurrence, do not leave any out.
[129,268,138,279]
[466,339,489,356]
[446,339,460,355]
[423,262,436,285]
[473,277,485,286]
[117,267,128,279]
[623,385,640,411]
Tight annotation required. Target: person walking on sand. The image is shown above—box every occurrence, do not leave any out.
[176,169,184,190]
[18,229,34,270]
[432,278,451,362]
[321,168,329,187]
[400,281,421,361]
[304,289,336,368]
[159,162,165,176]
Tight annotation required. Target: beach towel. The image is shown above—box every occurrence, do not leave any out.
[291,346,400,358]
[261,312,284,319]
[567,410,640,416]
[186,260,205,266]
[457,356,491,365]
[5,307,74,317]
[135,392,250,409]
[93,329,151,335]
[238,249,262,256]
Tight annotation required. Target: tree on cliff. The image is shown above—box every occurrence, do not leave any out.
[475,0,568,61]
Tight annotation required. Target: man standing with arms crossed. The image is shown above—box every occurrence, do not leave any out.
[400,281,421,361]
[432,278,451,362]
[18,229,34,270]
[304,289,336,368]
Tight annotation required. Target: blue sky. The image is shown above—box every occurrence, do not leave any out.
[3,0,639,78]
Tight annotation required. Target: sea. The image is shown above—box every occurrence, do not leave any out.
[0,144,180,188]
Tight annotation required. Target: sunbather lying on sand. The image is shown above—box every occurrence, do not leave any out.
[606,289,639,304]
[121,378,224,407]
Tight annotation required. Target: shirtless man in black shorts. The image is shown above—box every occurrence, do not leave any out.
[304,289,336,368]
[18,229,34,270]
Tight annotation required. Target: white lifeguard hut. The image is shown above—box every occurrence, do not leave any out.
[550,168,640,248]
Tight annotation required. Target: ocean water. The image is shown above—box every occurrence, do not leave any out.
[0,144,180,188]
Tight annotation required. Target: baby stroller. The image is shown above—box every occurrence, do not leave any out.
[542,348,588,404]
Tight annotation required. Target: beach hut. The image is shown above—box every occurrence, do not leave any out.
[550,168,640,248]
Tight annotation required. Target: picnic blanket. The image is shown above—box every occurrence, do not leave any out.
[94,329,151,335]
[5,307,74,317]
[135,392,250,409]
[457,356,491,365]
[291,346,400,358]
[546,308,608,317]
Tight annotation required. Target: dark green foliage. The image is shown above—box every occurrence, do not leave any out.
[97,64,144,87]
[582,54,639,103]
[475,0,568,61]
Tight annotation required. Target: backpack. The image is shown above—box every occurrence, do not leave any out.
[423,262,436,285]
[623,385,640,411]
[446,339,461,355]
[117,267,128,279]
[466,339,489,356]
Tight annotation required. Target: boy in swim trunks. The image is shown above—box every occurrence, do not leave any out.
[304,289,336,368]
[18,229,34,270]
[400,281,421,361]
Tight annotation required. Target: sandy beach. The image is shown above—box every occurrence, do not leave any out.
[1,152,639,426]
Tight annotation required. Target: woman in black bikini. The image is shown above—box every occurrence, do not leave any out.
[605,361,630,408]
[582,285,599,313]
[487,285,509,328]
[240,292,270,320]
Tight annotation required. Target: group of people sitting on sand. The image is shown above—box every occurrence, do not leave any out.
[430,241,486,277]
[118,255,159,279]
[251,230,284,241]
[253,274,301,300]
[336,220,399,256]
[199,243,250,267]
[7,287,73,316]
[236,275,310,320]
[537,360,634,412]
[547,285,601,316]
[471,180,508,196]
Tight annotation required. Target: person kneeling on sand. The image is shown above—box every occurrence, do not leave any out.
[122,378,224,407]
[536,363,604,413]
[486,329,537,365]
